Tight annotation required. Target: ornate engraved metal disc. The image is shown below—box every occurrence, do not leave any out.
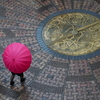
[42,12,100,56]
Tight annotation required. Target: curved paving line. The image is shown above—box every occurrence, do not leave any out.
[89,61,100,89]
[89,61,100,70]
[37,9,100,60]
[37,4,55,13]
[66,75,94,82]
[29,81,64,94]
[48,60,69,68]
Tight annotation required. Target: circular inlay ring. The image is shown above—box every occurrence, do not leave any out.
[37,9,100,60]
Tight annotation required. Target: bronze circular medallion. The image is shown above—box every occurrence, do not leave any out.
[42,12,100,56]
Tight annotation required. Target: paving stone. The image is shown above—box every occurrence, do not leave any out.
[64,81,99,100]
[34,65,67,87]
[28,67,41,76]
[37,4,54,13]
[0,6,6,17]
[0,85,20,99]
[68,60,92,76]
[3,29,15,37]
[29,81,64,94]
[48,60,69,68]
[66,75,94,82]
[89,61,100,70]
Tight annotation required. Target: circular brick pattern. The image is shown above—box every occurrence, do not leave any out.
[0,0,100,100]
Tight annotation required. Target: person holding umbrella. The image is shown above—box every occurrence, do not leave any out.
[2,43,32,90]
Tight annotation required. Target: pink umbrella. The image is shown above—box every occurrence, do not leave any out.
[2,43,32,73]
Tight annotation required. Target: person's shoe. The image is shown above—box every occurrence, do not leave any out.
[10,85,14,89]
[10,81,15,90]
[10,81,14,86]
[19,86,25,91]
[10,81,14,89]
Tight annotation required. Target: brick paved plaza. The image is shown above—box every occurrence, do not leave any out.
[0,0,100,100]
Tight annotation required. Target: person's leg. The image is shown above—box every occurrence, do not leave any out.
[17,73,25,90]
[20,75,25,86]
[17,73,25,86]
[10,72,15,87]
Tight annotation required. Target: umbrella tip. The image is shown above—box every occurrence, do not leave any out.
[13,59,15,61]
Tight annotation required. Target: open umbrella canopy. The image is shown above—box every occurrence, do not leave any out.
[2,43,32,73]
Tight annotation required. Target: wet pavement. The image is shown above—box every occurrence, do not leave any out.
[0,0,100,100]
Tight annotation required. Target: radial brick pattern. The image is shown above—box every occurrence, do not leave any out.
[0,0,100,100]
